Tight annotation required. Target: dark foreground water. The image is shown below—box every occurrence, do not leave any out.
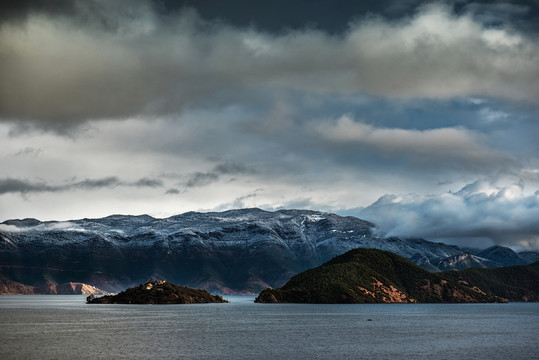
[0,296,537,360]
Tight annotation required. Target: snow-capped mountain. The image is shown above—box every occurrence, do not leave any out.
[0,208,533,294]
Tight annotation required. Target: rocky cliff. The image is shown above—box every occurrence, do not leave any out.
[0,278,108,295]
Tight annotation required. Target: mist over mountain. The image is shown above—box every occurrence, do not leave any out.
[1,209,536,294]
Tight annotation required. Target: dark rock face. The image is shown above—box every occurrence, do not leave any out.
[0,209,532,294]
[87,281,227,304]
[255,248,506,304]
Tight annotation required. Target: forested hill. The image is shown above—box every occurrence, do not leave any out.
[255,248,506,303]
[441,262,539,302]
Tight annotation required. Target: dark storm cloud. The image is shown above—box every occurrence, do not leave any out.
[72,177,120,189]
[185,172,220,188]
[0,0,156,30]
[157,0,428,32]
[213,162,255,175]
[184,162,256,188]
[7,0,529,34]
[131,178,163,188]
[0,178,57,194]
[0,176,163,195]
[355,180,539,249]
[456,1,539,33]
[1,1,538,128]
[159,0,539,33]
[0,0,75,25]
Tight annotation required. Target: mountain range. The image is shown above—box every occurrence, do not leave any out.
[1,208,537,294]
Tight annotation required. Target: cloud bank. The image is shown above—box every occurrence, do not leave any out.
[357,180,539,249]
[1,2,538,128]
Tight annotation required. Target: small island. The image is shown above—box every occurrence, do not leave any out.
[87,280,228,304]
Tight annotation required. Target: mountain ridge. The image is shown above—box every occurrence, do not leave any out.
[1,209,537,294]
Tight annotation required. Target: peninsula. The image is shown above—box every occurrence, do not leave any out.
[255,248,510,303]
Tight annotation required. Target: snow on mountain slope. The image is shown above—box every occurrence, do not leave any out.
[0,208,510,294]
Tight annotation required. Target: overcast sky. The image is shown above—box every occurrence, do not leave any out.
[1,0,538,250]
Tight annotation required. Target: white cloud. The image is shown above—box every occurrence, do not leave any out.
[357,179,539,249]
[478,107,509,123]
[315,114,513,171]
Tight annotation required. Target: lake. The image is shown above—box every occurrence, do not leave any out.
[0,295,537,359]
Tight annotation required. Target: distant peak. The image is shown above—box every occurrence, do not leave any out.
[482,245,517,254]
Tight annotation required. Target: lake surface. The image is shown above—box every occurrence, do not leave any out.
[1,295,537,359]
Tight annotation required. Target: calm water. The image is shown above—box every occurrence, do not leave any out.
[0,296,537,360]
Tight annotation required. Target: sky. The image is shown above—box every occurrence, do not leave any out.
[1,0,538,250]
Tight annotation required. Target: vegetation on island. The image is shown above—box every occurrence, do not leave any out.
[87,280,228,304]
[441,261,539,302]
[255,248,511,304]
